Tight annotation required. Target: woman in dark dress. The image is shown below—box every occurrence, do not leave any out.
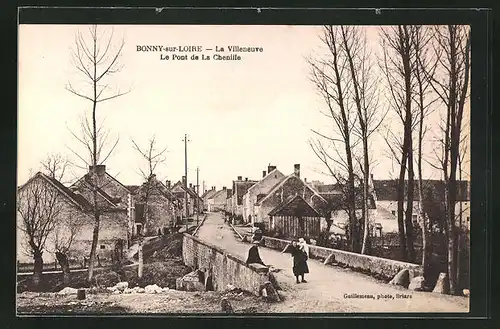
[289,240,309,283]
[246,241,265,266]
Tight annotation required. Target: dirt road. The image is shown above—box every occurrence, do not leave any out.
[196,212,469,313]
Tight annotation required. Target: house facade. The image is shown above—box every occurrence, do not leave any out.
[209,187,230,212]
[242,165,285,225]
[17,167,130,266]
[170,176,203,218]
[268,195,322,239]
[231,176,258,218]
[201,187,217,211]
[254,165,328,230]
[131,175,180,236]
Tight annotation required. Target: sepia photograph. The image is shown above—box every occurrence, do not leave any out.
[16,21,473,315]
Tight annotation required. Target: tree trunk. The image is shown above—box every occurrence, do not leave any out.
[361,137,371,254]
[405,140,416,263]
[55,251,71,286]
[397,149,408,261]
[87,209,100,281]
[32,250,43,288]
[138,242,144,278]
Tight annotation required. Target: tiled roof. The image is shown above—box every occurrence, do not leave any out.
[22,172,93,211]
[373,179,469,202]
[268,195,321,217]
[234,181,258,197]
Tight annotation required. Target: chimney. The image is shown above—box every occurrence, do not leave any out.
[182,176,186,185]
[294,164,300,178]
[165,180,171,188]
[237,176,242,181]
[267,165,276,174]
[189,183,193,189]
[245,177,248,182]
[223,186,226,190]
[262,171,267,178]
[212,186,215,191]
[89,165,106,176]
[304,178,307,183]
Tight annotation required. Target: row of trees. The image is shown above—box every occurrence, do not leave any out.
[309,25,470,295]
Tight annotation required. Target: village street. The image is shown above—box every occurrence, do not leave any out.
[196,212,469,313]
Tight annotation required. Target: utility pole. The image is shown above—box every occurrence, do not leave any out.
[196,167,200,226]
[182,134,190,232]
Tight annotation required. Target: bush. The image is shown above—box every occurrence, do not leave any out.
[92,271,121,288]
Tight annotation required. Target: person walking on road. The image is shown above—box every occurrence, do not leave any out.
[283,239,309,283]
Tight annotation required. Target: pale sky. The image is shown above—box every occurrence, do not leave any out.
[18,25,470,190]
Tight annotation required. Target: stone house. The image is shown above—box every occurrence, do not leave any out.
[242,165,286,225]
[372,179,470,231]
[131,175,181,236]
[268,195,323,239]
[201,186,217,211]
[230,176,258,218]
[254,164,328,230]
[208,187,232,212]
[67,165,131,260]
[17,167,130,266]
[170,176,203,218]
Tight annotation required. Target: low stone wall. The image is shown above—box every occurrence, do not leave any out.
[182,234,272,295]
[261,236,423,281]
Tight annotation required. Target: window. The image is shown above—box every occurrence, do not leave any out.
[412,214,418,220]
[391,210,396,215]
[467,217,470,222]
[100,245,106,249]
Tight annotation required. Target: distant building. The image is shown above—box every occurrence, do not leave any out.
[170,176,203,218]
[209,187,231,212]
[131,175,180,236]
[253,164,329,230]
[268,195,323,239]
[372,178,470,230]
[201,187,217,211]
[242,165,286,225]
[231,176,258,218]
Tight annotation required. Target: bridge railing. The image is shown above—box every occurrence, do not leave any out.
[261,236,424,281]
[182,233,272,295]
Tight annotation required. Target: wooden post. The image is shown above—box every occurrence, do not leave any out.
[138,239,144,278]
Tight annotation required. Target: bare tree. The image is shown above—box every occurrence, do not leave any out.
[308,25,361,252]
[426,25,470,295]
[41,153,71,184]
[17,172,64,286]
[411,25,438,276]
[339,26,385,254]
[66,25,130,281]
[379,25,418,262]
[131,134,168,235]
[48,209,85,285]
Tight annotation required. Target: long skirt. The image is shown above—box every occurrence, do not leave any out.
[293,257,309,276]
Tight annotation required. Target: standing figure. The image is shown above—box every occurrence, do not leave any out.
[246,240,266,266]
[290,239,309,283]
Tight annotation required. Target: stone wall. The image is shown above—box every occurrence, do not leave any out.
[261,236,424,281]
[182,234,272,295]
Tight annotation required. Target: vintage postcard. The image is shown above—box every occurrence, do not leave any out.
[17,18,473,315]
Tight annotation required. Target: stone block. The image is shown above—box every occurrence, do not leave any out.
[323,253,336,265]
[248,263,269,273]
[389,269,410,288]
[432,272,450,294]
[408,276,425,291]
